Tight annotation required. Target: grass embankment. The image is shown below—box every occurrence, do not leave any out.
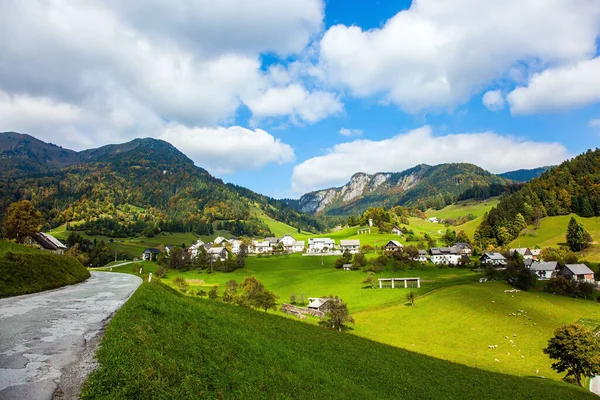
[0,240,90,297]
[81,281,595,400]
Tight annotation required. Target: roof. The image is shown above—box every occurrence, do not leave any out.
[530,249,542,256]
[418,250,427,255]
[386,240,402,247]
[430,247,460,255]
[340,239,360,246]
[342,264,354,269]
[33,232,67,250]
[254,241,271,247]
[307,298,329,309]
[143,248,161,254]
[454,242,472,250]
[265,237,279,244]
[481,252,506,260]
[281,234,295,239]
[165,245,174,250]
[564,264,595,275]
[509,248,532,256]
[207,247,227,254]
[291,241,305,246]
[529,261,559,272]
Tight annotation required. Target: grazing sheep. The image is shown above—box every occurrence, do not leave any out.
[495,358,500,362]
[505,336,509,339]
[507,352,510,356]
[513,334,517,337]
[509,339,513,343]
[535,370,539,374]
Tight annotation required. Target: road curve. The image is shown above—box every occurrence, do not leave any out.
[0,272,142,399]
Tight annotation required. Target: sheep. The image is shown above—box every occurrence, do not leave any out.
[507,352,510,356]
[495,358,500,362]
[513,334,517,337]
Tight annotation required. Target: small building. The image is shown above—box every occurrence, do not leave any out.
[264,237,280,247]
[187,240,206,259]
[213,236,229,246]
[307,238,335,253]
[480,252,507,267]
[428,217,439,223]
[340,239,360,254]
[391,226,403,236]
[342,263,358,271]
[430,247,461,265]
[384,240,403,252]
[530,249,542,259]
[454,242,472,256]
[562,264,595,283]
[165,245,174,255]
[286,240,305,253]
[207,247,229,262]
[142,248,161,261]
[307,297,330,312]
[28,232,67,255]
[253,241,272,254]
[229,239,242,254]
[509,248,533,260]
[528,261,559,280]
[279,234,296,247]
[415,249,428,262]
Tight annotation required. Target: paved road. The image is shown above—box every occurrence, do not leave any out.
[591,375,600,396]
[0,272,142,399]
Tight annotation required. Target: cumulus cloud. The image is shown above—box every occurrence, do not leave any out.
[245,84,343,124]
[338,128,363,137]
[318,0,600,112]
[160,125,295,174]
[507,57,600,114]
[291,126,569,193]
[482,90,505,111]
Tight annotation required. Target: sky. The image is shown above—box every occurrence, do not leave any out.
[1,0,599,198]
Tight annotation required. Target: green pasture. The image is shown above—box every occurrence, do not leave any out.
[426,197,500,220]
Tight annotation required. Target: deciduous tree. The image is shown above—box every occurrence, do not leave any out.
[3,200,44,243]
[362,272,377,289]
[322,296,354,332]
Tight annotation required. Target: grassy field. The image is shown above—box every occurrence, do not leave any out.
[426,197,500,220]
[0,240,90,297]
[81,281,595,399]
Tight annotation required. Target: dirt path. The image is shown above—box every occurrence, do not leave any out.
[0,272,142,399]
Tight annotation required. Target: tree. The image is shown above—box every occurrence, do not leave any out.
[290,293,297,304]
[544,324,600,386]
[196,289,207,298]
[407,292,416,306]
[222,280,239,303]
[168,247,186,270]
[173,276,189,292]
[236,243,247,269]
[352,253,367,268]
[3,200,44,243]
[362,272,377,289]
[208,285,219,299]
[455,230,471,245]
[322,296,354,332]
[566,217,591,252]
[254,289,279,312]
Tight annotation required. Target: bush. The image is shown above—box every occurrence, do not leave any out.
[155,266,167,278]
[173,276,189,292]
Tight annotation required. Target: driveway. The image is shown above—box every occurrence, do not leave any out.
[0,272,142,399]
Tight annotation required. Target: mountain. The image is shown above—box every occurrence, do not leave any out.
[476,149,600,246]
[292,163,513,216]
[0,132,325,237]
[499,166,554,182]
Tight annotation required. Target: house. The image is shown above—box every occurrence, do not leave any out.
[430,247,462,265]
[384,240,403,252]
[165,245,174,255]
[207,247,229,262]
[253,240,272,254]
[213,236,229,246]
[28,232,67,255]
[287,240,305,253]
[307,238,335,253]
[562,264,595,283]
[229,240,242,255]
[340,239,360,254]
[509,248,533,260]
[342,263,358,271]
[279,234,296,247]
[264,237,280,247]
[415,249,428,262]
[307,297,330,312]
[530,249,542,259]
[480,252,507,267]
[528,261,559,280]
[428,217,439,223]
[142,248,161,261]
[187,240,206,259]
[391,226,403,236]
[454,242,472,256]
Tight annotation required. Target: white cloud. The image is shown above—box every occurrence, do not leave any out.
[338,128,363,137]
[482,90,505,111]
[245,84,342,124]
[590,119,600,127]
[160,125,295,174]
[507,57,600,114]
[291,126,569,193]
[318,0,600,112]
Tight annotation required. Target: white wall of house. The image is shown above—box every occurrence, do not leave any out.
[280,235,296,246]
[431,254,461,265]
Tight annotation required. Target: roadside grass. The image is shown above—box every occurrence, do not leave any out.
[81,281,595,400]
[353,282,600,381]
[426,197,500,220]
[0,240,90,297]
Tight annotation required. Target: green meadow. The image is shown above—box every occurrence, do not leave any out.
[82,281,596,400]
[426,197,500,220]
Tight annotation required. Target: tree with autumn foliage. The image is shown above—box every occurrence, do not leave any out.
[3,200,44,243]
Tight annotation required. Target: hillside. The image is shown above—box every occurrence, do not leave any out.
[477,149,600,246]
[81,280,596,399]
[0,132,325,237]
[499,166,554,182]
[292,163,513,216]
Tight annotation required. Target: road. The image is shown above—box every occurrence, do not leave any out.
[591,375,600,396]
[0,272,142,399]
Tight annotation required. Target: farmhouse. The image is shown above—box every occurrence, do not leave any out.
[528,261,559,280]
[27,232,67,255]
[187,239,206,258]
[287,240,305,253]
[530,249,541,259]
[253,240,272,254]
[454,242,472,256]
[384,240,403,252]
[509,248,533,260]
[480,252,506,267]
[213,236,229,246]
[307,238,335,253]
[229,240,242,254]
[391,226,403,235]
[142,248,161,261]
[307,297,330,312]
[428,217,439,223]
[430,247,461,265]
[340,239,360,254]
[415,249,428,262]
[207,247,229,262]
[279,234,296,246]
[265,237,280,247]
[165,245,174,255]
[562,264,595,283]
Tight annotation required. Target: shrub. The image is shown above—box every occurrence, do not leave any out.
[173,276,189,292]
[155,266,167,278]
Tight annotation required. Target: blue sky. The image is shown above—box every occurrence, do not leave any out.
[1,0,599,198]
